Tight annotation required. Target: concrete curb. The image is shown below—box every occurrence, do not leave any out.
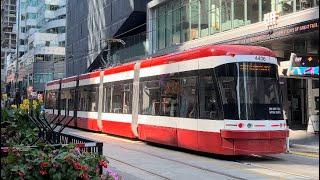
[288,151,319,158]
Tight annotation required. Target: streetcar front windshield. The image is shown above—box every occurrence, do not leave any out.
[214,62,283,120]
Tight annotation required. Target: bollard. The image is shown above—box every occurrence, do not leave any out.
[286,137,290,152]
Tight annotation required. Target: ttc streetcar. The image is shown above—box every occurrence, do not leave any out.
[45,45,289,155]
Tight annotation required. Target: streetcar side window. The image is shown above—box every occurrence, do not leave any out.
[61,89,67,111]
[103,81,133,114]
[123,83,133,114]
[159,73,180,117]
[140,73,181,117]
[199,69,223,120]
[103,84,112,113]
[112,82,124,113]
[179,72,198,119]
[45,90,57,109]
[78,85,99,112]
[60,88,75,113]
[69,89,75,111]
[44,90,49,109]
[139,80,161,116]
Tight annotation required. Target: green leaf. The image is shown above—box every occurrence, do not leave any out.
[53,172,62,180]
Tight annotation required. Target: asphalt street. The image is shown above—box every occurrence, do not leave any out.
[60,127,319,180]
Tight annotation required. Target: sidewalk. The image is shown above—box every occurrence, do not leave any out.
[288,129,319,158]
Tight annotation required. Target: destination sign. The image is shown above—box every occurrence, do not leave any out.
[240,64,272,72]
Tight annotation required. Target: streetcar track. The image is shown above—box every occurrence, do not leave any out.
[115,144,316,180]
[233,159,317,180]
[111,145,246,180]
[106,155,170,180]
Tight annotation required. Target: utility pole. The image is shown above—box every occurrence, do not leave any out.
[14,0,21,105]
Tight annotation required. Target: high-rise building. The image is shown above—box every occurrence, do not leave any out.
[1,0,17,93]
[147,0,319,131]
[65,0,151,77]
[7,0,66,96]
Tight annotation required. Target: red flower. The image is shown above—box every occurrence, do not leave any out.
[73,162,82,170]
[39,170,47,176]
[81,165,89,171]
[99,160,108,168]
[40,162,49,168]
[80,173,89,180]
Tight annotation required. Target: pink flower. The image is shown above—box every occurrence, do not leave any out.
[99,160,108,168]
[18,171,25,177]
[80,173,89,180]
[39,170,47,175]
[81,165,89,171]
[73,162,82,170]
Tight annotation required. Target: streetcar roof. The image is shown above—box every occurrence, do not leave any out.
[46,45,275,88]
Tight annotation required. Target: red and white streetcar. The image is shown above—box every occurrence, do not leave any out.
[45,45,289,155]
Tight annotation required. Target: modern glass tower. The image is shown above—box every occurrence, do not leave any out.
[1,0,17,93]
[6,0,66,95]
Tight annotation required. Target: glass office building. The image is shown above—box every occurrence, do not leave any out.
[149,0,318,52]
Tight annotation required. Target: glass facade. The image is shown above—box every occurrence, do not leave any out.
[151,0,319,51]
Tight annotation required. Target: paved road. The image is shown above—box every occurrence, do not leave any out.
[61,127,319,180]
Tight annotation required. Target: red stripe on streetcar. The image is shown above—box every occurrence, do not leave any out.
[61,76,77,83]
[271,124,280,127]
[47,80,60,86]
[79,71,100,80]
[104,63,135,75]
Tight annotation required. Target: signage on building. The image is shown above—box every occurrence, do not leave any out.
[228,19,319,45]
[287,53,319,77]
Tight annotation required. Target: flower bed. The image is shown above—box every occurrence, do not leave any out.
[1,144,113,180]
[1,103,120,180]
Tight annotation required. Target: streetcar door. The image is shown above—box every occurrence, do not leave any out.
[177,74,199,150]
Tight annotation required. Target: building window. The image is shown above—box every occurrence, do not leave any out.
[34,73,53,84]
[190,0,200,40]
[172,0,181,44]
[277,0,294,15]
[262,0,274,15]
[166,2,173,47]
[233,0,245,29]
[297,0,317,11]
[27,13,38,19]
[200,0,209,37]
[210,0,221,34]
[157,5,166,49]
[58,41,65,47]
[221,0,232,31]
[181,1,190,43]
[247,0,259,24]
